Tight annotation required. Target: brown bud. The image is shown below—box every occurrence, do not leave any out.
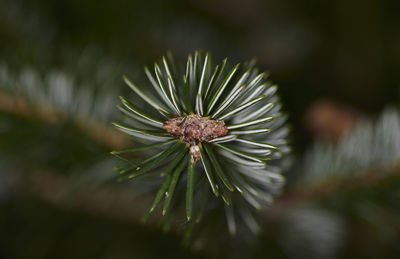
[163,114,228,143]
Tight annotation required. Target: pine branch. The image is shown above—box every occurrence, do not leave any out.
[0,91,130,150]
[111,51,291,233]
[301,107,400,185]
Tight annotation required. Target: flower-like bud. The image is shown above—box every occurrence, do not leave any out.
[163,114,228,143]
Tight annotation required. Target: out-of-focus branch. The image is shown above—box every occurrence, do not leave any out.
[15,170,162,226]
[0,91,130,149]
[10,166,400,228]
[266,165,400,221]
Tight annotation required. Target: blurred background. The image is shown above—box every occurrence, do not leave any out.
[1,0,400,258]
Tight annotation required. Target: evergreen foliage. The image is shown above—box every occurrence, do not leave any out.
[112,51,290,233]
[302,107,400,184]
[1,0,400,257]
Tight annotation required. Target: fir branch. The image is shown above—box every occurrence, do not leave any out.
[112,51,291,233]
